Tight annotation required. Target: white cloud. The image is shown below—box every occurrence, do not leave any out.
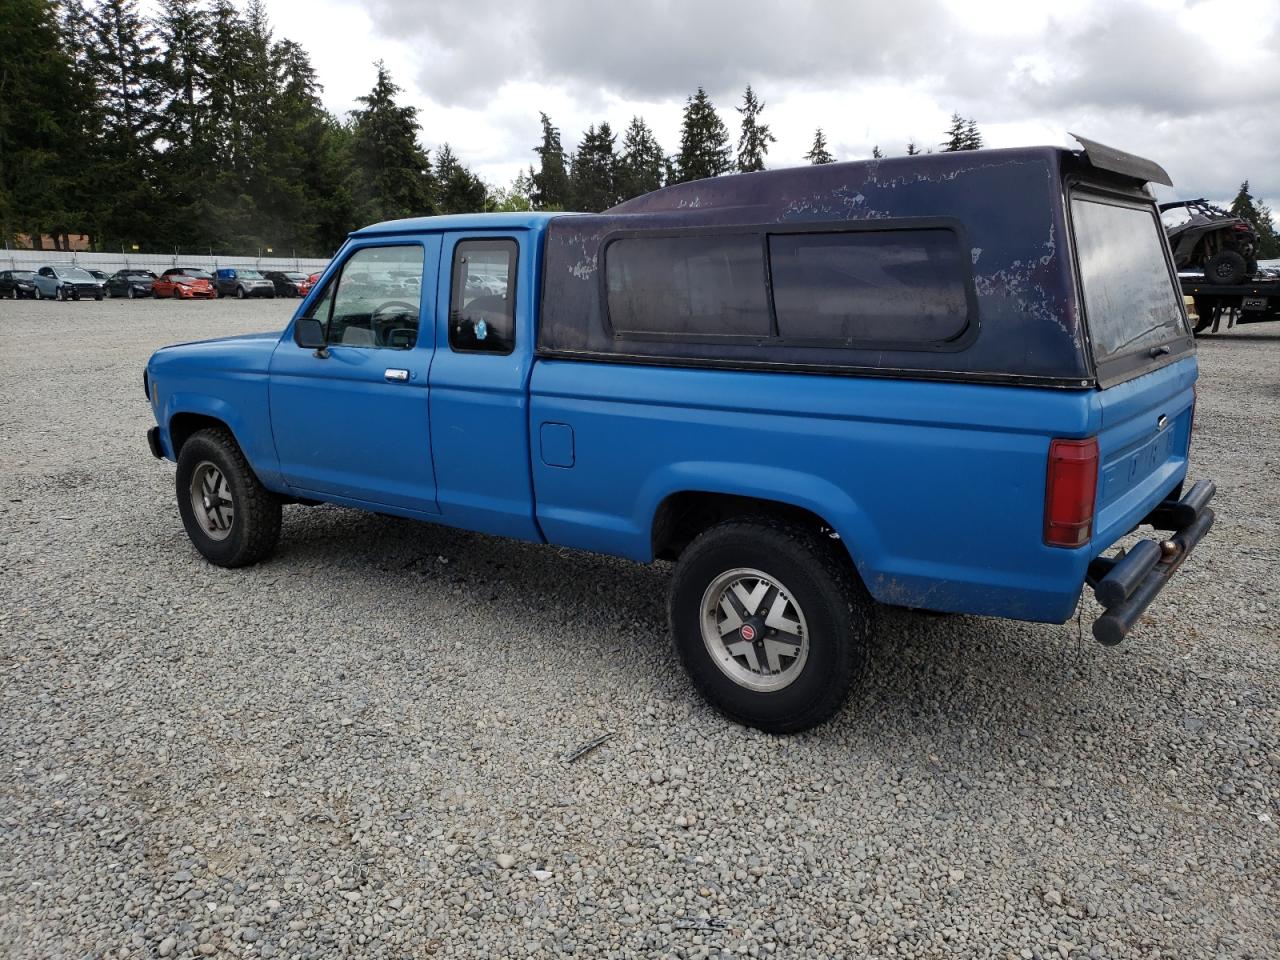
[244,0,1280,220]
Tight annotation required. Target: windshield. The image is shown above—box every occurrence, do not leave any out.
[182,270,212,280]
[1072,195,1187,362]
[62,267,95,281]
[285,273,306,280]
[239,270,264,279]
[12,271,35,280]
[126,271,155,278]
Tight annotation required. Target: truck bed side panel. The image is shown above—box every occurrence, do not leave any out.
[529,361,1102,623]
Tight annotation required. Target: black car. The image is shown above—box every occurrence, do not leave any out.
[107,269,158,299]
[0,270,39,299]
[263,270,313,297]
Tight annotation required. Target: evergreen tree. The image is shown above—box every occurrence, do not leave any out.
[489,168,535,212]
[350,62,435,223]
[673,87,732,183]
[942,113,966,151]
[531,113,570,210]
[569,122,620,212]
[905,141,920,156]
[0,0,87,247]
[1231,181,1280,260]
[735,84,774,173]
[87,0,164,245]
[872,145,883,159]
[154,0,214,246]
[434,143,487,214]
[617,116,664,201]
[804,128,834,165]
[963,117,983,150]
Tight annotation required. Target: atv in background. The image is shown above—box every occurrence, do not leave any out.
[1160,198,1259,285]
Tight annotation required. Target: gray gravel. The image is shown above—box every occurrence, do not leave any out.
[1,296,1277,959]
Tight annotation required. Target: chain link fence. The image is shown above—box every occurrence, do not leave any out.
[0,248,331,276]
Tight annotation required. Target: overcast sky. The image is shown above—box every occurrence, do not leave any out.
[240,0,1279,219]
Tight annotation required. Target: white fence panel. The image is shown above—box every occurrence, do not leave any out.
[0,249,331,275]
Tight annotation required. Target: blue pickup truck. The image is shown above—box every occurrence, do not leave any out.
[145,137,1214,732]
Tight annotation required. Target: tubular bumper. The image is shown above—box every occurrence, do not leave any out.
[1086,480,1215,646]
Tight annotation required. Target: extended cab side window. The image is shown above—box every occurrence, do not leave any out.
[449,239,517,354]
[315,245,424,350]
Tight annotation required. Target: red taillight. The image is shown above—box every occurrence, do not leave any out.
[1044,437,1099,548]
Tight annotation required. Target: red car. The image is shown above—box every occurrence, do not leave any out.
[153,267,216,299]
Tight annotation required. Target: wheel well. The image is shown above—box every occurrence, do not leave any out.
[168,413,232,456]
[652,492,845,562]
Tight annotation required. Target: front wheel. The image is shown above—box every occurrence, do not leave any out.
[236,286,245,299]
[33,287,42,300]
[669,518,872,733]
[175,428,282,568]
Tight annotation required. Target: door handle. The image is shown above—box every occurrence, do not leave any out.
[384,368,410,382]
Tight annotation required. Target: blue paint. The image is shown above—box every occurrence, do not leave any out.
[146,154,1203,630]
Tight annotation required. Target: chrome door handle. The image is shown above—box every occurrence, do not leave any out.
[384,368,409,382]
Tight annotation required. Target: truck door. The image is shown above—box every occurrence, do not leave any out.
[268,237,442,514]
[427,231,542,541]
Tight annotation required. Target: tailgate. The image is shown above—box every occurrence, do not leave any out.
[1092,357,1196,552]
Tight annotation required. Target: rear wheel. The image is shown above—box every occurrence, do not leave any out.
[1206,250,1247,285]
[175,427,282,568]
[669,518,873,733]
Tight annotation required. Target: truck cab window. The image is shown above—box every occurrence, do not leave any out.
[449,239,517,354]
[321,245,424,350]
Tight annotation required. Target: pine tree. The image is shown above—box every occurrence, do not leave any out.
[434,143,487,214]
[489,168,535,212]
[532,113,570,210]
[673,87,732,183]
[872,145,883,159]
[942,113,967,152]
[153,0,214,246]
[804,128,834,165]
[350,62,435,223]
[735,84,774,173]
[88,0,164,245]
[1230,181,1280,260]
[0,0,88,247]
[617,116,664,201]
[963,118,983,150]
[905,141,920,156]
[569,122,619,212]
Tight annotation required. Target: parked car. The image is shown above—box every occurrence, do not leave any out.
[1160,198,1259,285]
[107,269,158,299]
[144,138,1212,732]
[33,265,103,301]
[153,268,216,299]
[0,269,39,299]
[214,268,276,299]
[263,270,313,298]
[307,271,323,286]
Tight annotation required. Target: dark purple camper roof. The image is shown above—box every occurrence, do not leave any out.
[538,146,1161,387]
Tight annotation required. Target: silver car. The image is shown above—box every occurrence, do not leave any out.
[33,265,104,301]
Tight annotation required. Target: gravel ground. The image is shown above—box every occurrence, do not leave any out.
[0,297,1277,960]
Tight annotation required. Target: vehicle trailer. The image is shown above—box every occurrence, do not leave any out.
[144,137,1213,733]
[1183,276,1280,333]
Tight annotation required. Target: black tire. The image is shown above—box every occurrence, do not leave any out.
[33,286,42,300]
[669,517,873,733]
[236,285,245,299]
[175,427,282,568]
[1206,250,1247,285]
[94,293,102,301]
[127,286,135,299]
[173,286,181,299]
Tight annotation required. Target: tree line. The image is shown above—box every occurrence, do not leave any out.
[5,1,1272,258]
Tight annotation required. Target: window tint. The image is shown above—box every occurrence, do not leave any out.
[769,230,969,343]
[324,244,424,350]
[449,239,517,353]
[1071,196,1186,361]
[606,235,770,338]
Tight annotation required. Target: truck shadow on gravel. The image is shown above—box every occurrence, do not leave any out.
[271,505,1163,752]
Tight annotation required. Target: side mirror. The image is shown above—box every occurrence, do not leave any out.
[293,317,328,356]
